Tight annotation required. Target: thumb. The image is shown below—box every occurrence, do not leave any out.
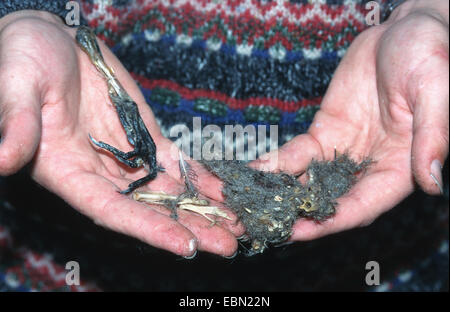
[250,133,322,175]
[410,57,449,195]
[0,69,42,176]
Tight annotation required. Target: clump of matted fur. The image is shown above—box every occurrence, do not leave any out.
[201,154,371,255]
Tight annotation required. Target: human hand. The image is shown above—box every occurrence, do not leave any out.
[0,11,243,257]
[251,0,449,240]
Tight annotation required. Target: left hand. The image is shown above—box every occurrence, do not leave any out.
[249,0,449,240]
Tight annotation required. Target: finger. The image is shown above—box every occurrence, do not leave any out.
[290,162,413,241]
[140,199,240,257]
[56,170,198,257]
[190,160,226,202]
[410,55,449,195]
[136,175,243,256]
[0,68,42,175]
[166,207,240,257]
[250,133,323,175]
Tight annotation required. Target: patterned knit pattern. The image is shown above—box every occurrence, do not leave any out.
[79,0,382,151]
[0,224,99,292]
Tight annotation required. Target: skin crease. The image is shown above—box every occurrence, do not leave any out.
[0,0,448,256]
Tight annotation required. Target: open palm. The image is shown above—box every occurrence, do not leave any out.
[252,8,448,240]
[0,12,243,257]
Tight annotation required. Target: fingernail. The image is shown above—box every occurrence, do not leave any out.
[183,249,197,260]
[430,159,444,195]
[274,241,294,248]
[237,234,249,241]
[223,250,238,259]
[189,238,197,251]
[182,238,197,259]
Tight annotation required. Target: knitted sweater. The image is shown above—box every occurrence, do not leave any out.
[84,0,374,148]
[0,0,448,292]
[0,0,391,149]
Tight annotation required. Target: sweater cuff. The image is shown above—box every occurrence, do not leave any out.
[0,0,86,26]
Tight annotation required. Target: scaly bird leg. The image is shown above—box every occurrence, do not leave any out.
[76,26,161,194]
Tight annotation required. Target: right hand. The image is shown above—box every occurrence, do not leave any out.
[0,10,243,258]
